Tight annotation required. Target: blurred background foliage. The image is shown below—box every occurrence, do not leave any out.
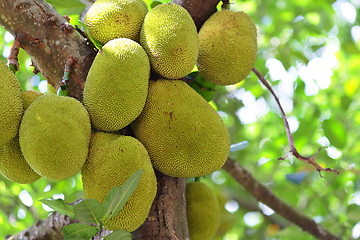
[0,0,359,239]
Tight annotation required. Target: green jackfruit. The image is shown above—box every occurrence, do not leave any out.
[47,83,57,95]
[84,0,148,44]
[186,182,220,240]
[22,90,44,110]
[0,61,23,147]
[140,3,198,79]
[0,90,43,183]
[83,38,150,132]
[81,132,157,232]
[131,79,230,178]
[19,94,91,181]
[197,10,257,85]
[0,136,40,184]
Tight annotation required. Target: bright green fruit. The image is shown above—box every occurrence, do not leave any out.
[0,90,44,183]
[81,132,157,232]
[131,79,230,178]
[186,182,220,240]
[0,136,40,184]
[0,61,23,147]
[19,94,91,181]
[84,0,148,44]
[47,83,57,94]
[140,3,198,79]
[22,90,44,110]
[197,10,257,85]
[83,38,150,132]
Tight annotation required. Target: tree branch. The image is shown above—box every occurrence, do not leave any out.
[171,0,220,31]
[233,196,289,229]
[0,0,97,101]
[252,68,339,176]
[5,212,76,240]
[222,157,341,240]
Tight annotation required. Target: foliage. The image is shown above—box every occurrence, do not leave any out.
[41,169,142,239]
[0,0,359,239]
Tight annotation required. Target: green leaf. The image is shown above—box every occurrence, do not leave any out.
[74,199,105,225]
[46,0,85,15]
[322,119,347,149]
[62,223,98,240]
[57,88,68,96]
[103,230,132,240]
[187,72,219,102]
[39,199,75,218]
[102,169,143,225]
[150,1,162,9]
[78,21,104,50]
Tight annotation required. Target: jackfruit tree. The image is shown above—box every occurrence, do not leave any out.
[0,0,358,239]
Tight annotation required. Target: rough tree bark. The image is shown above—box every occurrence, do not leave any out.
[131,171,188,239]
[0,0,97,100]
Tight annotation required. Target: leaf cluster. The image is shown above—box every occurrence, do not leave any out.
[40,169,143,240]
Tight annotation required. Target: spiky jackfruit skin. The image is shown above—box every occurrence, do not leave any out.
[81,132,157,232]
[197,10,257,85]
[0,136,40,184]
[0,90,43,183]
[186,182,220,240]
[22,90,44,110]
[84,0,148,44]
[131,79,230,177]
[19,94,91,181]
[83,38,150,132]
[140,3,198,79]
[0,61,23,147]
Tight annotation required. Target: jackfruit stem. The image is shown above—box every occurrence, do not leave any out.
[7,36,20,73]
[252,67,339,176]
[60,57,75,90]
[221,0,230,10]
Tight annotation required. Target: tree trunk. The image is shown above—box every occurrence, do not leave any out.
[132,171,189,240]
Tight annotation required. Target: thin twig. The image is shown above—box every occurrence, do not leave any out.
[7,36,20,72]
[252,67,339,176]
[222,157,341,240]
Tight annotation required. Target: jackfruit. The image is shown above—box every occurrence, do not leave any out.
[131,79,230,178]
[197,10,257,85]
[186,182,220,240]
[0,135,40,184]
[0,61,23,147]
[140,3,198,79]
[19,94,91,181]
[0,90,43,183]
[84,0,148,44]
[83,38,150,132]
[81,132,157,232]
[47,83,57,95]
[22,90,44,110]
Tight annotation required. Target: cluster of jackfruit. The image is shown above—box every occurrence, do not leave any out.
[0,0,257,233]
[0,61,92,184]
